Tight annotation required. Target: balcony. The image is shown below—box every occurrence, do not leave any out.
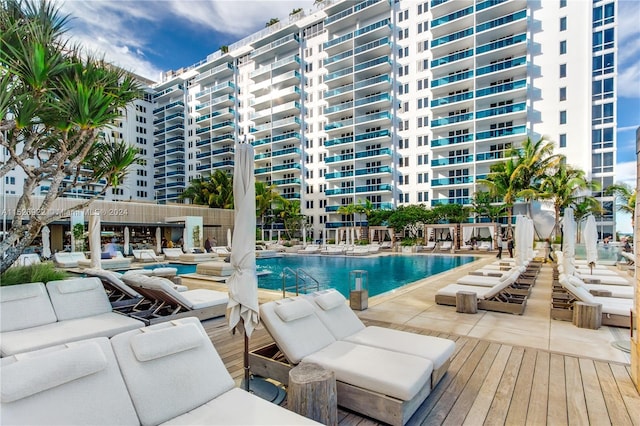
[431,49,473,68]
[153,124,184,136]
[476,33,526,55]
[476,10,526,33]
[476,125,526,140]
[281,193,300,200]
[154,112,184,125]
[273,163,301,172]
[250,33,299,60]
[475,102,526,119]
[431,155,473,167]
[431,176,473,186]
[272,178,301,186]
[431,133,474,147]
[431,197,470,206]
[272,147,301,158]
[476,0,508,12]
[476,150,508,161]
[431,6,474,28]
[153,84,184,100]
[194,63,234,85]
[431,91,474,107]
[194,82,235,99]
[432,70,474,88]
[326,170,355,179]
[325,153,354,164]
[326,187,355,196]
[355,147,392,159]
[476,79,526,98]
[253,116,301,132]
[431,112,474,127]
[355,183,392,193]
[355,165,392,176]
[476,56,526,76]
[153,101,184,114]
[431,28,474,48]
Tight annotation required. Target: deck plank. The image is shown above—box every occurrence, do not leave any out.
[609,364,640,426]
[484,346,525,426]
[505,347,537,425]
[525,350,550,426]
[564,356,589,425]
[579,358,611,426]
[462,345,512,426]
[594,361,633,426]
[547,354,568,426]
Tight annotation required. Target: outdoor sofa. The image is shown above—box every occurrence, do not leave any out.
[0,317,320,425]
[131,249,164,263]
[162,247,185,260]
[77,251,132,270]
[53,252,87,268]
[0,278,144,357]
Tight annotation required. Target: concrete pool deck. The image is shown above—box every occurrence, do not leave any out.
[181,253,632,365]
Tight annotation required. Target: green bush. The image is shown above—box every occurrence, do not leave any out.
[0,262,68,286]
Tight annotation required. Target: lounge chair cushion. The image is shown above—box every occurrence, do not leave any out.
[0,283,57,332]
[302,340,433,401]
[436,284,497,299]
[131,322,203,362]
[110,318,235,426]
[163,387,320,425]
[275,298,315,322]
[0,338,139,425]
[260,298,336,364]
[46,278,113,321]
[314,289,346,311]
[307,291,365,340]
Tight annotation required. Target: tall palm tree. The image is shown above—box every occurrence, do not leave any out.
[207,170,234,209]
[255,181,282,231]
[471,191,508,224]
[337,203,357,228]
[605,183,637,228]
[538,163,599,240]
[478,156,519,237]
[276,198,304,240]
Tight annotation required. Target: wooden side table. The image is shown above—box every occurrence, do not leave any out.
[288,362,337,426]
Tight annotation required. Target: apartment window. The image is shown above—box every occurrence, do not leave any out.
[560,40,567,55]
[559,134,567,148]
[560,17,567,31]
[592,102,614,125]
[559,87,567,101]
[560,0,566,7]
[593,28,614,52]
[593,53,614,76]
[560,110,567,124]
[560,63,567,78]
[592,127,614,150]
[418,2,428,14]
[593,3,615,27]
[592,78,614,100]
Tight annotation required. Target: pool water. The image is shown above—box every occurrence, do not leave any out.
[145,255,476,298]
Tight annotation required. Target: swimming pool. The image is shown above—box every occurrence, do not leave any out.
[144,255,476,298]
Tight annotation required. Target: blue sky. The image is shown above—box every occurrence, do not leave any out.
[59,0,639,230]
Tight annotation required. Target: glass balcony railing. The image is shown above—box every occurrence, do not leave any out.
[476,10,526,33]
[153,101,184,114]
[431,198,470,206]
[476,102,526,119]
[272,178,301,186]
[272,147,301,157]
[476,79,526,98]
[356,111,391,124]
[476,0,507,12]
[431,0,448,7]
[431,134,474,147]
[432,70,474,87]
[476,125,526,140]
[354,37,390,55]
[356,183,392,193]
[153,124,184,136]
[326,187,355,195]
[272,132,301,143]
[355,147,392,158]
[324,50,354,66]
[326,136,354,147]
[476,150,508,161]
[354,56,390,72]
[431,155,473,166]
[431,28,474,48]
[153,84,183,99]
[431,91,473,107]
[272,163,301,172]
[431,6,473,28]
[325,119,354,131]
[355,128,390,142]
[476,33,526,55]
[355,92,390,107]
[476,56,526,76]
[325,67,352,82]
[211,160,234,168]
[194,63,234,82]
[355,74,390,90]
[431,49,473,68]
[325,153,354,163]
[431,176,473,186]
[355,165,392,175]
[154,135,183,146]
[154,112,184,124]
[325,83,354,98]
[431,112,474,127]
[194,82,234,99]
[326,170,355,179]
[282,193,301,200]
[250,33,298,58]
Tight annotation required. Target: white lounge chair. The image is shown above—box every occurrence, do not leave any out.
[258,297,434,425]
[563,274,634,299]
[438,241,453,251]
[53,252,87,268]
[77,251,132,270]
[424,241,437,251]
[305,289,455,387]
[477,241,492,251]
[435,275,528,315]
[297,245,321,254]
[131,249,164,263]
[162,247,185,260]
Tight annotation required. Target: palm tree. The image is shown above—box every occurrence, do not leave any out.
[180,170,234,209]
[573,198,605,242]
[0,0,141,273]
[605,183,637,228]
[538,163,599,241]
[276,199,304,240]
[337,203,357,228]
[478,156,519,237]
[255,181,282,232]
[265,18,280,27]
[471,191,508,224]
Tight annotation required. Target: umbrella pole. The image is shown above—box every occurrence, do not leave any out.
[244,320,250,392]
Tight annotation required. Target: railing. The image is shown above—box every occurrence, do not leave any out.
[282,267,322,298]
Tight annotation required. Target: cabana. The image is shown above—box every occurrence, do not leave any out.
[459,223,498,250]
[424,224,456,252]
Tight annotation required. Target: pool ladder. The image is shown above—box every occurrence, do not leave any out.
[281,267,321,298]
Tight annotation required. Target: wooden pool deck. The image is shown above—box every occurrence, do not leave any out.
[201,315,640,426]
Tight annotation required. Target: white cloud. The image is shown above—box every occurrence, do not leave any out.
[617,0,640,98]
[614,160,638,188]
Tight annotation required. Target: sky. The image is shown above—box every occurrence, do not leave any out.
[57,0,639,231]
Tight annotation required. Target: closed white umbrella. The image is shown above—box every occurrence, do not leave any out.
[41,226,51,259]
[124,226,130,256]
[155,227,161,255]
[227,228,232,248]
[227,142,259,392]
[562,207,576,275]
[302,224,307,247]
[89,212,101,269]
[322,229,327,247]
[583,214,598,274]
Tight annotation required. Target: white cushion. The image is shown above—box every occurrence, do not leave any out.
[151,267,178,277]
[47,278,113,320]
[345,326,455,370]
[306,290,365,340]
[0,312,145,357]
[303,340,433,401]
[110,317,235,426]
[0,283,57,332]
[260,298,336,364]
[162,387,320,425]
[436,284,495,299]
[576,273,631,286]
[0,338,139,425]
[131,322,203,362]
[313,289,346,311]
[274,298,314,322]
[456,275,502,287]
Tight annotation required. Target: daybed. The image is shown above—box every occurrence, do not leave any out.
[0,318,319,425]
[477,241,492,251]
[178,251,217,263]
[322,246,346,255]
[196,260,234,277]
[78,251,132,270]
[305,289,455,387]
[162,247,185,260]
[53,251,87,268]
[121,274,228,324]
[213,246,231,256]
[132,249,164,263]
[256,246,281,258]
[423,241,437,251]
[557,264,632,286]
[435,277,528,315]
[13,253,41,266]
[298,245,321,254]
[346,246,370,256]
[0,278,144,357]
[438,241,453,252]
[553,274,632,327]
[256,297,435,425]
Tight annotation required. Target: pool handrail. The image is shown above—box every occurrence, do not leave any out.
[281,267,321,298]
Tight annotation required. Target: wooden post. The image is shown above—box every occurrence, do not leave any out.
[456,291,477,314]
[349,289,368,310]
[288,363,337,426]
[573,302,602,329]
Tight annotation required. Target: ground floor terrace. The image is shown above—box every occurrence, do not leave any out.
[183,255,639,425]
